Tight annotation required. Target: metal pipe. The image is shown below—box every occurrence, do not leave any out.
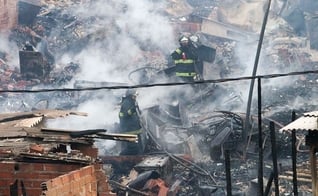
[270,121,279,196]
[244,0,272,154]
[264,171,274,196]
[291,111,298,195]
[225,150,232,196]
[257,77,263,196]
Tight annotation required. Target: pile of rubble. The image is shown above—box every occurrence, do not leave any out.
[0,0,317,195]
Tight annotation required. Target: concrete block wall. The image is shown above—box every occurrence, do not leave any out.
[42,164,116,196]
[0,161,115,196]
[94,164,116,196]
[42,165,97,196]
[0,0,18,31]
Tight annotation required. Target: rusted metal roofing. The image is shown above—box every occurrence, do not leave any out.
[280,111,318,131]
[303,111,318,117]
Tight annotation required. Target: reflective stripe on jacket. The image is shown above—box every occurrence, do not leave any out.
[119,108,135,117]
[176,72,197,77]
[171,46,197,77]
[119,96,141,133]
[174,59,194,64]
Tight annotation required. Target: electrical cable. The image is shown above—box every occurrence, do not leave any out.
[0,69,317,94]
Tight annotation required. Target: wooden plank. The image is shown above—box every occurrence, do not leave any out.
[279,175,312,183]
[0,110,87,122]
[284,171,311,178]
[0,131,27,138]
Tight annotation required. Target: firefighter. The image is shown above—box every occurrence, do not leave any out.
[118,89,144,155]
[171,35,199,82]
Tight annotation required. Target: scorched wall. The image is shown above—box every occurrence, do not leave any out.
[0,0,17,30]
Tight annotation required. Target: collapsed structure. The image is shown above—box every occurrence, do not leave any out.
[0,0,318,195]
[0,110,114,196]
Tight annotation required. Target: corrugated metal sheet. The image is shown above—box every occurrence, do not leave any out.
[14,116,43,127]
[280,111,318,131]
[33,109,88,118]
[303,111,318,117]
[0,110,87,130]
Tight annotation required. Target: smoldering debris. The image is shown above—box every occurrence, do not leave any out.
[0,0,318,195]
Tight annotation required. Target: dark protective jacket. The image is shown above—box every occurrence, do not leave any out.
[119,95,142,133]
[118,95,144,155]
[171,45,198,80]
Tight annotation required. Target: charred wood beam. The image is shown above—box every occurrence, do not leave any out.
[70,129,106,137]
[86,133,138,143]
[41,126,137,142]
[270,121,279,196]
[42,137,92,144]
[0,113,37,123]
[225,150,232,196]
[41,128,106,135]
[19,152,92,164]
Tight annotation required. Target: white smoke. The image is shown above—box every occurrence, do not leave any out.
[45,0,178,138]
[221,0,318,116]
[2,0,317,155]
[56,0,175,83]
[0,33,20,68]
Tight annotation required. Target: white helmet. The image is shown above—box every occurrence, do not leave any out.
[179,36,189,44]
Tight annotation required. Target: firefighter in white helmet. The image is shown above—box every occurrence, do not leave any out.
[171,34,199,82]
